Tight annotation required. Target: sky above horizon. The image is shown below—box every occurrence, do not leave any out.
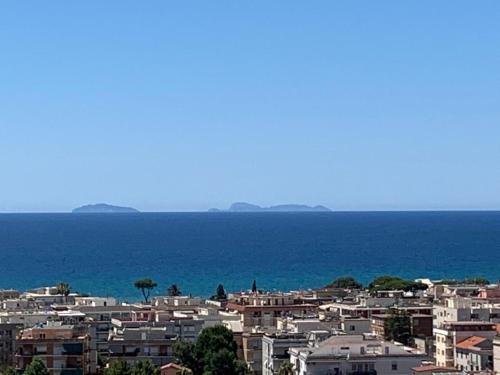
[1,1,499,212]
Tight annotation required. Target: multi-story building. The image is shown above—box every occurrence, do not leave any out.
[241,331,264,375]
[107,319,177,367]
[289,334,428,375]
[262,332,308,375]
[371,314,433,339]
[324,301,432,320]
[15,321,95,375]
[433,322,497,368]
[226,292,317,330]
[433,296,500,330]
[0,323,20,366]
[454,336,493,372]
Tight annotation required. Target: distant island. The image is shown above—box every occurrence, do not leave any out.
[209,202,331,212]
[72,203,139,213]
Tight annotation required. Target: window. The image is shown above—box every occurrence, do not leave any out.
[350,325,356,331]
[391,362,398,371]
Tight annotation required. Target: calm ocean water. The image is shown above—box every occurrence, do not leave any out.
[0,212,499,301]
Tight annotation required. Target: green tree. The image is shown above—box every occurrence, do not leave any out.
[210,284,227,301]
[24,358,49,375]
[251,280,257,293]
[368,276,427,294]
[384,309,413,345]
[131,359,159,375]
[167,284,182,297]
[277,361,294,375]
[0,366,17,375]
[175,325,248,375]
[174,341,198,374]
[56,282,71,296]
[325,276,362,289]
[134,278,157,303]
[104,360,131,375]
[56,282,71,303]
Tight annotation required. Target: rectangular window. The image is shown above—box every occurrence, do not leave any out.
[392,362,398,371]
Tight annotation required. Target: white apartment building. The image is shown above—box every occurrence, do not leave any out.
[434,296,500,330]
[289,334,427,375]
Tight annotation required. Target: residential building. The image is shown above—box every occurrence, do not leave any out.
[289,334,428,375]
[454,336,493,372]
[15,321,95,375]
[226,292,317,330]
[107,319,177,367]
[0,323,20,366]
[434,322,497,368]
[262,333,308,375]
[242,331,264,375]
[323,301,432,320]
[433,296,500,330]
[371,314,433,339]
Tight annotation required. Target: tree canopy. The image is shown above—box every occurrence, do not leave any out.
[104,360,131,375]
[24,358,49,375]
[56,282,71,297]
[1,366,17,375]
[131,359,159,375]
[325,276,362,289]
[134,278,157,303]
[210,284,227,301]
[175,325,249,375]
[383,308,413,345]
[368,276,427,293]
[277,361,294,375]
[251,280,257,293]
[167,284,182,297]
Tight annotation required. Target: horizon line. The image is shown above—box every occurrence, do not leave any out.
[2,208,500,214]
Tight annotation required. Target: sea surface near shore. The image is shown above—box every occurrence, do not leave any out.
[0,211,499,301]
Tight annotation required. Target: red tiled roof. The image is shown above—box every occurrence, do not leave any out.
[455,336,488,349]
[161,363,189,371]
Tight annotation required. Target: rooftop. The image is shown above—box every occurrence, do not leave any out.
[455,336,490,350]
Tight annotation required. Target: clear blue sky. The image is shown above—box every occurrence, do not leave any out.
[1,1,499,212]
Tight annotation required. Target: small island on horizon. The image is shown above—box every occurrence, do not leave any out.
[209,202,331,212]
[72,203,140,213]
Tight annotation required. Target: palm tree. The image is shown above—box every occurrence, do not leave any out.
[56,282,71,303]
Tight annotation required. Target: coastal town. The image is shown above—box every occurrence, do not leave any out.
[0,276,499,375]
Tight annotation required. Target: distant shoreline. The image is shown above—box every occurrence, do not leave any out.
[2,209,500,214]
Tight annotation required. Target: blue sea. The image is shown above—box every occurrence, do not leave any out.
[0,212,499,301]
